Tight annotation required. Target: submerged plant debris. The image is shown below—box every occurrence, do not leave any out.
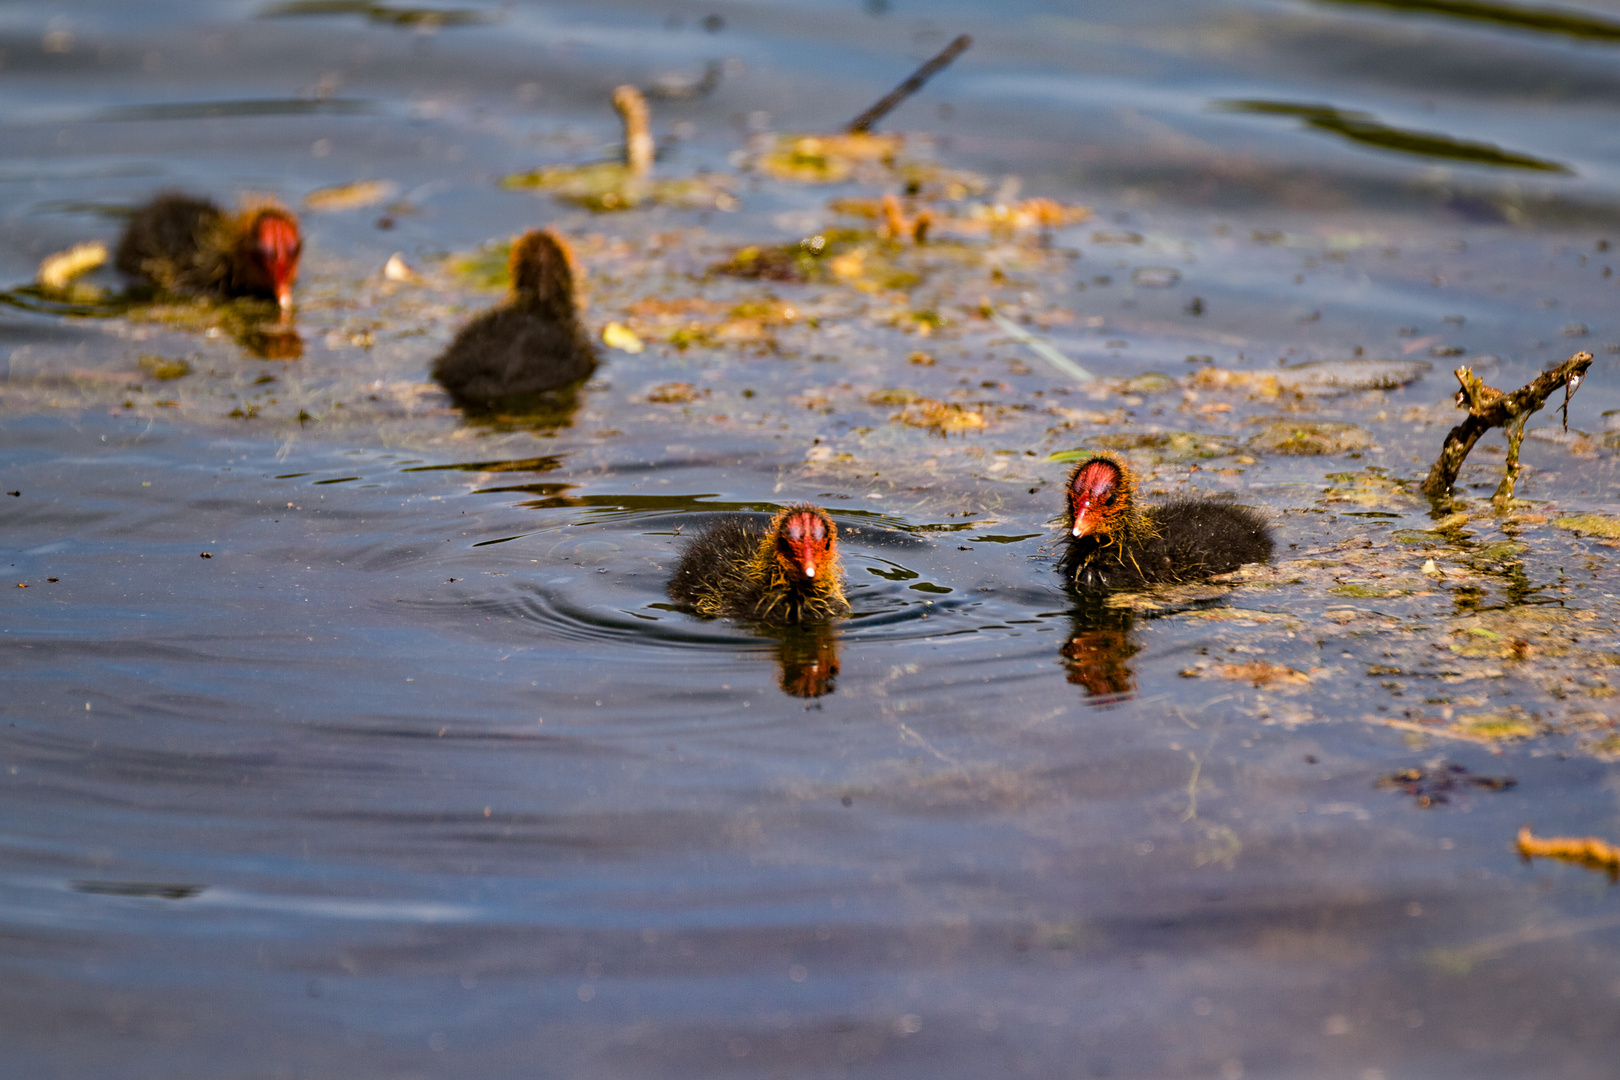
[1191,359,1430,398]
[1377,762,1516,807]
[749,132,908,184]
[1248,419,1376,455]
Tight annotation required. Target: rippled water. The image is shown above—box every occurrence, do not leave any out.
[6,1,1620,1076]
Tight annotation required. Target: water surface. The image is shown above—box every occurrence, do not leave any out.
[5,1,1620,1076]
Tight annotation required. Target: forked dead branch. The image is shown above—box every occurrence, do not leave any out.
[1420,351,1593,502]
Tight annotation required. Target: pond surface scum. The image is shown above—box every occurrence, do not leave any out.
[5,0,1620,1076]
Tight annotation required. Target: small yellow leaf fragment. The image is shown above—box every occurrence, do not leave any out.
[603,322,645,354]
[828,249,867,281]
[383,253,418,282]
[37,241,108,291]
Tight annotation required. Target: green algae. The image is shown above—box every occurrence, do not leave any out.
[1250,420,1375,455]
[1555,515,1620,540]
[1049,431,1244,464]
[501,163,735,213]
[1116,373,1177,395]
[137,355,192,381]
[447,240,513,290]
[751,132,905,184]
[1330,583,1410,598]
[1453,711,1538,740]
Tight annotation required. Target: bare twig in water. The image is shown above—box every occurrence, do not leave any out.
[847,34,972,134]
[1517,825,1620,881]
[613,85,654,177]
[1419,351,1592,502]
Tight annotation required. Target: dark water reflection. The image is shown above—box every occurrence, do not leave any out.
[6,0,1620,1075]
[259,1,495,30]
[95,97,375,121]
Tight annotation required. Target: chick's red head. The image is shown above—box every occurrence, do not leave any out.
[252,210,303,313]
[775,508,835,582]
[1068,457,1125,539]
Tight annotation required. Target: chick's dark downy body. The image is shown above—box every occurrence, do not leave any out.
[432,229,597,410]
[115,191,302,310]
[668,506,850,624]
[1060,454,1272,590]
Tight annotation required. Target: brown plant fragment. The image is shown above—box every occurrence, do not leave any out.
[1517,825,1620,881]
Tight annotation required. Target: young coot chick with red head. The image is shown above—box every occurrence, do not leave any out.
[668,505,851,624]
[115,192,302,314]
[1060,453,1272,590]
[432,229,598,412]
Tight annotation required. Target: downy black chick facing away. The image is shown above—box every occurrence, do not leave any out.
[432,229,598,411]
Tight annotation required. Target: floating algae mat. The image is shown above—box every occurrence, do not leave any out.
[5,0,1620,1076]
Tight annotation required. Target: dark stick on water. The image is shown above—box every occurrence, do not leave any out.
[1420,350,1592,502]
[846,34,972,134]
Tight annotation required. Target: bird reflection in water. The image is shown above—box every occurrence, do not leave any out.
[767,623,841,698]
[1060,600,1139,700]
[461,383,586,433]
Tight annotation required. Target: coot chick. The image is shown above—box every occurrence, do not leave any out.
[1059,454,1272,590]
[115,192,302,314]
[668,505,851,624]
[432,229,598,411]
